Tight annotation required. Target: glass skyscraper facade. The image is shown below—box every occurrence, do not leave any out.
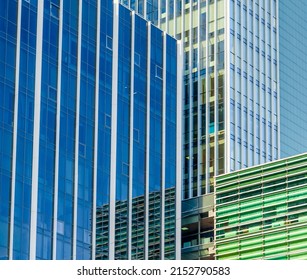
[121,0,279,198]
[279,0,307,158]
[215,153,307,260]
[122,0,280,260]
[0,0,182,260]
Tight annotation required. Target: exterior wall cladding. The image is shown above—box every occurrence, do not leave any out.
[0,0,182,260]
[123,0,280,260]
[215,153,307,260]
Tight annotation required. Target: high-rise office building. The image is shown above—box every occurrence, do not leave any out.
[122,0,280,260]
[279,0,307,158]
[0,0,182,260]
[120,0,279,197]
[215,152,307,260]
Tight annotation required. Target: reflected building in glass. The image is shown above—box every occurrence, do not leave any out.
[96,187,177,259]
[0,0,182,260]
[121,0,280,259]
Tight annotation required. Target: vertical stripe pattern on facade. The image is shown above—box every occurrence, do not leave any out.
[1,0,180,260]
[128,11,135,260]
[144,22,151,260]
[109,0,120,260]
[128,0,279,199]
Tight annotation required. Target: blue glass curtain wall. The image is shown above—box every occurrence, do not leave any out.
[36,0,59,260]
[164,36,177,260]
[56,0,79,260]
[131,15,147,260]
[0,0,179,260]
[95,0,113,260]
[14,0,37,260]
[76,0,97,260]
[0,0,18,260]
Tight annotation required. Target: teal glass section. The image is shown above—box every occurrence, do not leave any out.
[215,153,307,260]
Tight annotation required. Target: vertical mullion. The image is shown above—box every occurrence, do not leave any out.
[264,0,268,163]
[109,0,120,260]
[197,0,201,195]
[161,32,167,260]
[252,0,256,166]
[128,12,136,260]
[72,0,83,260]
[239,1,243,170]
[92,0,101,260]
[259,1,264,165]
[269,0,273,162]
[175,40,183,260]
[188,0,193,197]
[52,0,64,260]
[224,0,231,172]
[246,0,250,167]
[144,22,151,260]
[214,0,218,178]
[9,0,22,260]
[205,0,210,193]
[29,0,44,260]
[276,0,280,159]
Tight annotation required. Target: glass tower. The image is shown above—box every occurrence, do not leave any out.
[0,0,182,260]
[121,0,280,260]
[120,0,280,197]
[279,0,307,158]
